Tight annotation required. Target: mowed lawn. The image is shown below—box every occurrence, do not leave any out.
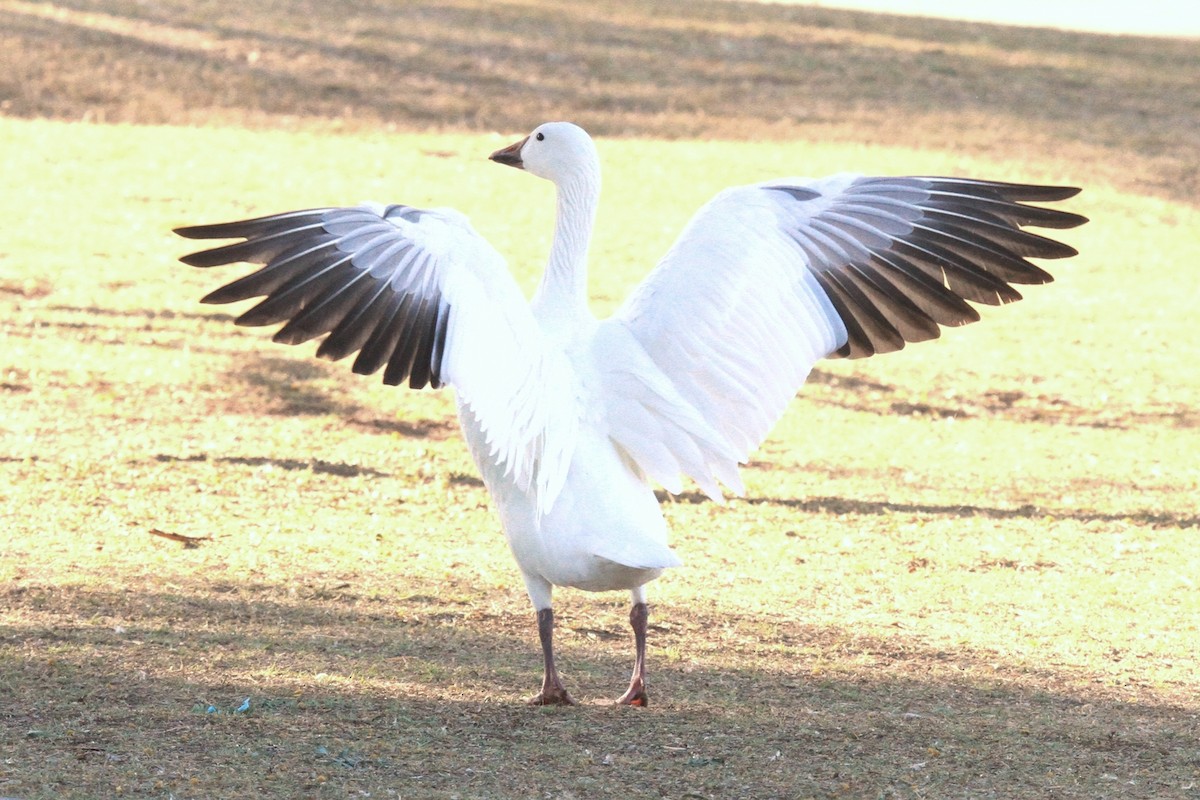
[1,1,1198,799]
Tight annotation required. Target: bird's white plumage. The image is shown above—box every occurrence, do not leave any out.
[357,206,580,515]
[177,121,1084,703]
[593,319,743,499]
[614,180,850,482]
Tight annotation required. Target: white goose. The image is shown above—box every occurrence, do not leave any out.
[176,122,1086,706]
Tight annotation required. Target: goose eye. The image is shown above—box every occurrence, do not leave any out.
[536,132,545,141]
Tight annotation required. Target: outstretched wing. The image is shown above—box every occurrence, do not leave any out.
[610,174,1087,493]
[176,204,576,511]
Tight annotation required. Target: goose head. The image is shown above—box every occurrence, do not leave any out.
[490,122,599,185]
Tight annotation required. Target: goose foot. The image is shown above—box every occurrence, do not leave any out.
[615,676,648,707]
[528,683,577,706]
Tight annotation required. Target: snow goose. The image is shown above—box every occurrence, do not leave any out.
[175,121,1087,706]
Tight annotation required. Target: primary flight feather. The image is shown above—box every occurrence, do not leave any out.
[175,122,1086,706]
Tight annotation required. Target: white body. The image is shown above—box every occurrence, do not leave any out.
[178,121,1082,642]
[456,316,680,610]
[460,391,675,603]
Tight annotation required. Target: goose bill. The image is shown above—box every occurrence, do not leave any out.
[490,137,527,169]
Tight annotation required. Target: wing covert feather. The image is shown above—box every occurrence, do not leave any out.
[611,173,1085,499]
[176,204,575,512]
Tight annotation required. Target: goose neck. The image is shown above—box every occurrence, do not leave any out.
[536,171,599,331]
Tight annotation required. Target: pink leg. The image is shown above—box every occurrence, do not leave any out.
[616,601,649,707]
[528,608,576,706]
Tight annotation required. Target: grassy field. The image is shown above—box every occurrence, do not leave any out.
[2,1,1199,798]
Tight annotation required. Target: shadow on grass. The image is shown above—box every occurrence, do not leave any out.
[153,452,392,479]
[2,0,1196,202]
[2,579,1196,799]
[659,489,1200,531]
[748,495,1200,531]
[227,354,359,418]
[221,351,456,439]
[10,303,242,358]
[16,302,458,443]
[43,304,240,325]
[804,369,1200,431]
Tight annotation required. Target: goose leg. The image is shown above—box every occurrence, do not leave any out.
[616,589,650,707]
[528,607,576,706]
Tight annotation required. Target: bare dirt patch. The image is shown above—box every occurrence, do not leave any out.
[2,2,1198,798]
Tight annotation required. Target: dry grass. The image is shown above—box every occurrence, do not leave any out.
[2,0,1198,202]
[2,2,1199,799]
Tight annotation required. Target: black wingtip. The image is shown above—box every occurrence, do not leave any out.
[1012,184,1082,203]
[179,250,219,267]
[1048,185,1083,201]
[173,209,332,242]
[199,283,243,304]
[1036,210,1089,230]
[174,222,241,240]
[924,177,1087,207]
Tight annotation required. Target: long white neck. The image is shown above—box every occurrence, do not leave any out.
[532,167,600,337]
